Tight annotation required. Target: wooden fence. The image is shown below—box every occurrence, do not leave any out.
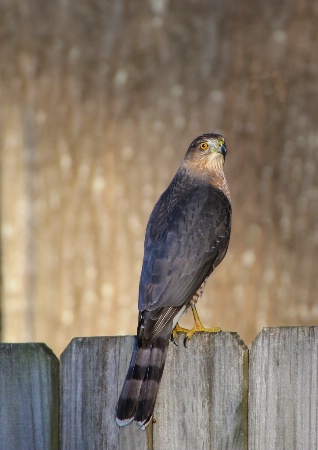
[0,327,317,450]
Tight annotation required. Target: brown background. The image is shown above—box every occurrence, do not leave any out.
[1,0,318,355]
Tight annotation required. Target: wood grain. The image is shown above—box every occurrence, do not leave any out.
[2,328,318,448]
[60,333,248,449]
[249,327,318,450]
[0,343,59,450]
[153,332,248,450]
[60,336,149,450]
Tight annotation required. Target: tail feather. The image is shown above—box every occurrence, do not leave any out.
[116,340,151,425]
[135,332,170,428]
[116,325,171,428]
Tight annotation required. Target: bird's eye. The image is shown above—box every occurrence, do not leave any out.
[200,142,208,151]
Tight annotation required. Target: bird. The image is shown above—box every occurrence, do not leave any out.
[116,133,231,430]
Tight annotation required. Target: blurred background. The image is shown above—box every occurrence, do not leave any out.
[1,0,318,356]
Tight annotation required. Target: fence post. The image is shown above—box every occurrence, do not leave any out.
[153,332,248,450]
[249,327,318,450]
[60,336,149,450]
[0,343,59,450]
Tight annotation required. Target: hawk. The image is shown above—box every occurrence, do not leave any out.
[116,133,231,429]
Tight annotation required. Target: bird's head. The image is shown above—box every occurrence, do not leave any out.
[184,133,227,173]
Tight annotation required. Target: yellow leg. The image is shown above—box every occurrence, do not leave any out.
[172,304,221,344]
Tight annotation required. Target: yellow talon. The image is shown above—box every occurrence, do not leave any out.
[172,304,221,345]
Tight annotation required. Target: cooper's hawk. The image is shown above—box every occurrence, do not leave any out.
[116,133,231,429]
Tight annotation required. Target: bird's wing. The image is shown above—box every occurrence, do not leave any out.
[138,171,231,343]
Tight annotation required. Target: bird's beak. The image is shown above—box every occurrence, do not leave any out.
[220,143,227,157]
[212,143,226,158]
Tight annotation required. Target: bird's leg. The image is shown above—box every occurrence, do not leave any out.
[172,301,221,346]
[184,303,222,346]
[190,302,221,334]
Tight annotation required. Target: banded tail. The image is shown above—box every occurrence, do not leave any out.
[116,325,171,429]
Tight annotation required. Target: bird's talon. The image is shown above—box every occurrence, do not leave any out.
[171,334,178,346]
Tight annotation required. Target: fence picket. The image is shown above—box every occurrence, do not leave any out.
[60,336,149,450]
[154,332,248,450]
[0,343,59,450]
[249,327,318,450]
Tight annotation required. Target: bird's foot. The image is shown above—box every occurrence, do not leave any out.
[171,323,192,345]
[182,323,222,347]
[172,305,221,347]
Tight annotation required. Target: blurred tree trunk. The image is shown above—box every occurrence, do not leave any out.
[1,0,318,354]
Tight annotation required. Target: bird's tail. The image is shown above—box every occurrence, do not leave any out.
[116,326,171,429]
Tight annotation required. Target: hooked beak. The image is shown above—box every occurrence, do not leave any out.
[220,143,227,157]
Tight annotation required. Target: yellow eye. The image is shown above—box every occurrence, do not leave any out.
[200,142,208,151]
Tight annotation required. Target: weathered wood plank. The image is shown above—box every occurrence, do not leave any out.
[60,336,149,450]
[153,332,248,450]
[0,343,59,450]
[249,327,318,450]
